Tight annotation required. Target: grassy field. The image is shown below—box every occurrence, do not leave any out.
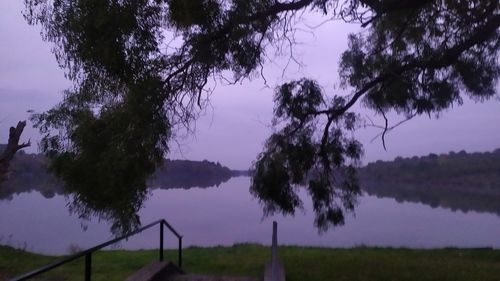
[2,244,500,281]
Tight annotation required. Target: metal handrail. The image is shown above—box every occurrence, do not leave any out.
[11,219,183,281]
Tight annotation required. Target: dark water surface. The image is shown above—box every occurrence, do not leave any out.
[1,177,499,255]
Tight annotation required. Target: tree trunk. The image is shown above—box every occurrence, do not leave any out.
[0,121,30,182]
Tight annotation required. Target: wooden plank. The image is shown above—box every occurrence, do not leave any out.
[126,261,169,281]
[168,273,260,281]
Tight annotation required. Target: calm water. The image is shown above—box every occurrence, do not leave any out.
[1,177,499,255]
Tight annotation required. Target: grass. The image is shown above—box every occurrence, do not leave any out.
[2,244,500,281]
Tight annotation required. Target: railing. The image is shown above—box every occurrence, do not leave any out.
[11,219,182,281]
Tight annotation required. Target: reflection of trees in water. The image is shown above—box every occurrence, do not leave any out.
[0,180,62,200]
[4,149,500,233]
[150,159,233,189]
[362,182,500,216]
[1,158,238,199]
[359,149,500,216]
[0,155,240,234]
[0,152,63,200]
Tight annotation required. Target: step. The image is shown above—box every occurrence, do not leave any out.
[127,261,182,281]
[168,273,260,281]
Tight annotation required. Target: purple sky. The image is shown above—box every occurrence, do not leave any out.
[1,0,499,170]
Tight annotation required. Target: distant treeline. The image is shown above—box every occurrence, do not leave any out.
[151,159,244,189]
[0,147,246,200]
[359,149,500,215]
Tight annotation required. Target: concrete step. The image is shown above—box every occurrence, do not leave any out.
[167,273,260,281]
[127,261,183,281]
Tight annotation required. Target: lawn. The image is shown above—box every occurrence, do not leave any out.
[2,244,500,281]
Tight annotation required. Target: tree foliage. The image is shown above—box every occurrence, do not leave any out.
[251,79,363,230]
[24,0,500,233]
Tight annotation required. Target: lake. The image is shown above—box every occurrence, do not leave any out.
[1,176,499,255]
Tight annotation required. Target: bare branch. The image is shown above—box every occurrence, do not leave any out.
[368,113,417,145]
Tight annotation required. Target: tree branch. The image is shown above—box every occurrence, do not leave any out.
[360,0,434,15]
[314,12,500,120]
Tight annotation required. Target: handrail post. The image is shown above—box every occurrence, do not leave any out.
[159,221,164,262]
[85,253,92,281]
[178,236,183,269]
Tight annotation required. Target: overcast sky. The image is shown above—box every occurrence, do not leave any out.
[1,0,499,170]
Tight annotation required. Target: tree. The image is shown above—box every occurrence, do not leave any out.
[23,0,499,233]
[0,121,30,183]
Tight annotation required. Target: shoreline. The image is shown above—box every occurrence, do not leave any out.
[3,241,499,257]
[3,244,500,281]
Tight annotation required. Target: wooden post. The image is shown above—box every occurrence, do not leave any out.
[271,221,278,280]
[85,253,92,281]
[264,221,285,281]
[159,222,164,261]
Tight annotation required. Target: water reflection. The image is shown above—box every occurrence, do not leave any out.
[0,158,236,235]
[361,181,500,217]
[1,177,499,255]
[4,152,499,238]
[2,173,500,218]
[0,158,236,200]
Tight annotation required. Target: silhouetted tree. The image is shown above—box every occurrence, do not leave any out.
[0,121,30,183]
[23,0,499,233]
